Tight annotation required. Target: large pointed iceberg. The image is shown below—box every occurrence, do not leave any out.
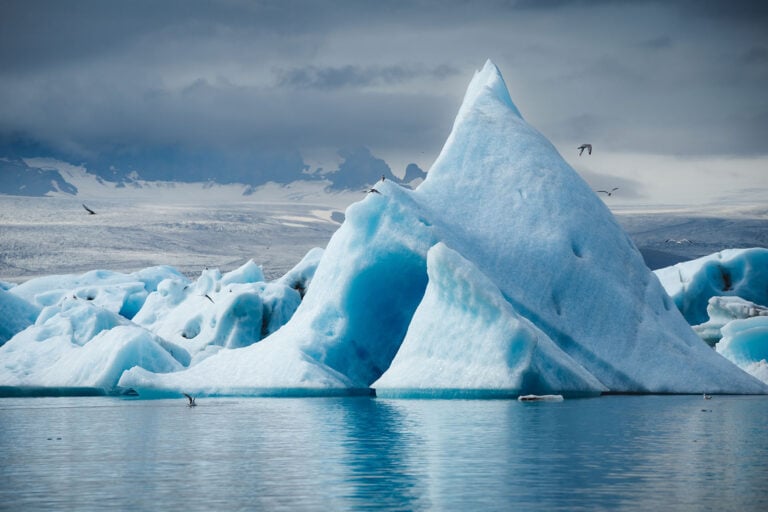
[120,60,765,396]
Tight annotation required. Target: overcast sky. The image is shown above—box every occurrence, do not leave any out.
[1,0,766,207]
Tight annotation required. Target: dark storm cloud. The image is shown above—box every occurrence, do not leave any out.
[1,0,767,185]
[637,36,673,50]
[277,64,459,90]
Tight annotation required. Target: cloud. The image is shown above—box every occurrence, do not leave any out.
[637,35,673,50]
[1,0,767,199]
[276,64,459,90]
[573,168,647,200]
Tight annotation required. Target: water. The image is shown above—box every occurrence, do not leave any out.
[1,395,766,511]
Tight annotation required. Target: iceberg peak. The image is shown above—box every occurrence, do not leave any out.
[457,59,522,121]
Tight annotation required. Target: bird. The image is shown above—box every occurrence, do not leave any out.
[82,203,96,215]
[381,174,386,182]
[364,188,381,195]
[203,294,215,304]
[596,187,619,196]
[703,393,712,400]
[183,393,197,407]
[577,144,592,156]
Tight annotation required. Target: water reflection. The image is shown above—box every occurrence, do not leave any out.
[1,396,767,511]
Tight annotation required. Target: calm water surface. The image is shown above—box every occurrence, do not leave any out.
[1,395,766,511]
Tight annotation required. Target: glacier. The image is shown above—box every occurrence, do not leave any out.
[1,60,766,397]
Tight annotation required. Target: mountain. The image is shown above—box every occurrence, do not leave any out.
[0,158,77,196]
[0,146,421,197]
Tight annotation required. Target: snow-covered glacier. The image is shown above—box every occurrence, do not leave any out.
[2,60,766,397]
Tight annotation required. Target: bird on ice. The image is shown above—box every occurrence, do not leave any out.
[596,187,619,197]
[82,204,96,215]
[577,144,592,156]
[183,393,197,407]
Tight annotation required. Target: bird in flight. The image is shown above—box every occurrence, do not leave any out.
[183,393,197,407]
[578,144,592,156]
[364,188,381,195]
[82,204,96,215]
[596,187,619,196]
[203,294,215,304]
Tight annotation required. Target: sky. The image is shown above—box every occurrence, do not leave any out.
[1,0,767,207]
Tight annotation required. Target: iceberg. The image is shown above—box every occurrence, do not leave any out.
[3,60,766,397]
[119,60,765,397]
[654,248,768,325]
[693,296,768,346]
[654,248,768,384]
[716,317,768,384]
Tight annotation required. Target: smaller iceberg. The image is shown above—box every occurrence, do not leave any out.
[716,317,768,384]
[693,296,768,346]
[654,248,768,325]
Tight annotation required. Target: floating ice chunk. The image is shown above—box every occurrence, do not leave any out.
[654,248,768,325]
[373,243,606,398]
[716,317,768,384]
[518,394,564,402]
[693,296,768,345]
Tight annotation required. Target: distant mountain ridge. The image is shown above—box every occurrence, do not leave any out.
[0,158,78,196]
[0,153,426,197]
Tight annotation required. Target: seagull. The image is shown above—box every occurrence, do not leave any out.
[578,144,592,156]
[183,393,197,407]
[82,203,96,215]
[703,393,712,400]
[364,188,381,195]
[596,187,619,196]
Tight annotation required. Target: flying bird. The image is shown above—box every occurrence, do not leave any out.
[577,144,592,156]
[364,188,381,195]
[203,294,215,304]
[596,187,619,196]
[183,393,197,407]
[82,204,96,215]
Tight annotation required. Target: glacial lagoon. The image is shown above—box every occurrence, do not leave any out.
[2,395,767,511]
